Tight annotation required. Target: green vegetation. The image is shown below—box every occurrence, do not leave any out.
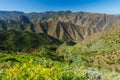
[57,25,120,73]
[0,25,120,80]
[0,54,89,80]
[0,30,61,52]
[0,53,119,80]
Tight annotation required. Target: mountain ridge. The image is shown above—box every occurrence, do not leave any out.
[0,11,120,41]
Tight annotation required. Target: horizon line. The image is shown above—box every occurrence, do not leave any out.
[0,10,119,15]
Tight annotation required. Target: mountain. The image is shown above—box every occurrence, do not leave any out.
[0,30,61,52]
[0,11,24,20]
[0,11,120,41]
[56,24,120,71]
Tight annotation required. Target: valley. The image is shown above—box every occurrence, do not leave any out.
[0,11,120,80]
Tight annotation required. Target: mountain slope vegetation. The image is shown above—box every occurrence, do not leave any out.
[0,24,119,80]
[0,11,120,41]
[0,11,120,80]
[57,24,120,72]
[0,30,61,52]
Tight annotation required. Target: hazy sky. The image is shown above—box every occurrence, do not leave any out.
[0,0,120,14]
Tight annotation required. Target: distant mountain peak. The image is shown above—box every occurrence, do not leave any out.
[0,11,120,42]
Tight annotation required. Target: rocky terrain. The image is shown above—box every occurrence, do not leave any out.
[0,11,120,41]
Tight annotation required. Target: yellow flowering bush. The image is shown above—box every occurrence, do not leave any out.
[0,59,89,80]
[0,59,119,80]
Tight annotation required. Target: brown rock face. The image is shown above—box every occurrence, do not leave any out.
[0,11,120,41]
[34,21,84,41]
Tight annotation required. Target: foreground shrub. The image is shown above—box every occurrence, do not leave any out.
[0,59,89,80]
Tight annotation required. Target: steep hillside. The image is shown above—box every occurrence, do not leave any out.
[0,11,120,80]
[0,11,120,41]
[56,24,120,72]
[0,30,61,52]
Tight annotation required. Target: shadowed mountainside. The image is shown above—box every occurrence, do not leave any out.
[0,11,120,41]
[0,30,61,52]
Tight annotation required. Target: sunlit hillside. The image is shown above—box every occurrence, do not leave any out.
[0,24,120,80]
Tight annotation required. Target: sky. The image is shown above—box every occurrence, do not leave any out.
[0,0,120,14]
